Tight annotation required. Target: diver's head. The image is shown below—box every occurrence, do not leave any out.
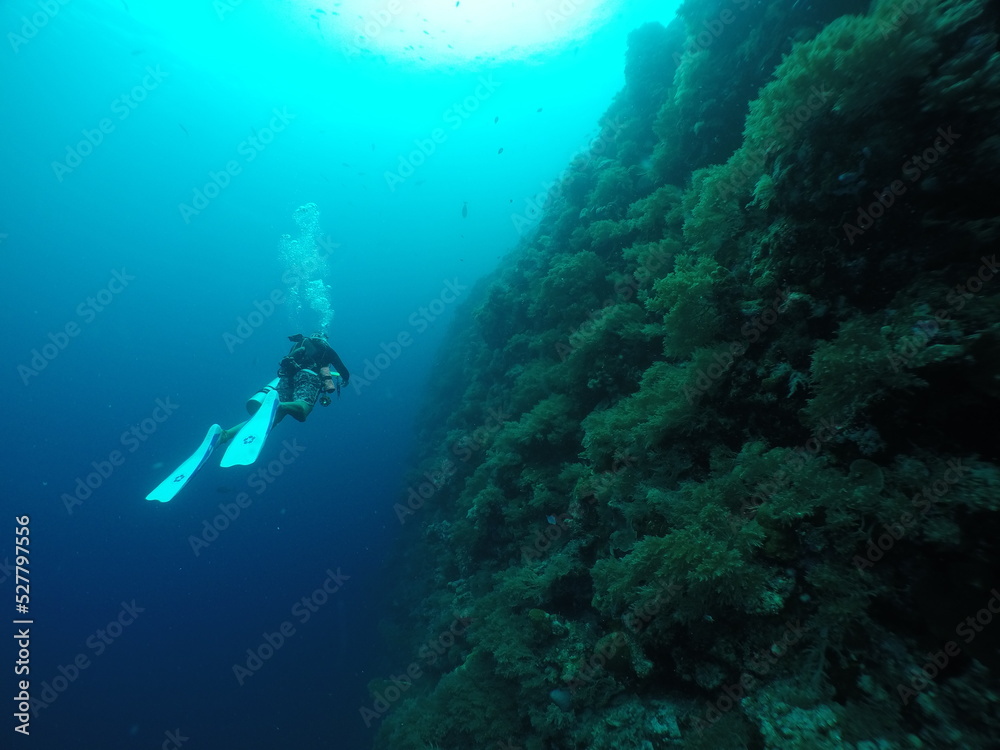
[312,330,328,341]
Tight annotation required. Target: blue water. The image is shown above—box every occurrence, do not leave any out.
[1,0,678,747]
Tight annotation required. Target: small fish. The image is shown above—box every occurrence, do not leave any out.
[497,147,504,154]
[546,515,557,525]
[462,202,468,218]
[455,1,460,5]
[371,143,376,151]
[178,123,189,137]
[494,116,499,124]
[536,107,543,112]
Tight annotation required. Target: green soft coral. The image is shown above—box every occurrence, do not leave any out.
[742,0,983,159]
[582,360,704,467]
[647,253,727,358]
[591,508,772,625]
[528,251,608,328]
[493,394,580,457]
[804,314,927,428]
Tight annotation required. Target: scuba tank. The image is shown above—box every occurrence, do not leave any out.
[247,378,280,414]
[319,366,340,406]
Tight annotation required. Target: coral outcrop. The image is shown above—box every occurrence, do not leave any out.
[373,0,1000,747]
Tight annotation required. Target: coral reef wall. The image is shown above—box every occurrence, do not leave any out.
[372,0,1000,748]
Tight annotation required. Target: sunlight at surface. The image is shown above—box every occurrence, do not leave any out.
[295,0,621,64]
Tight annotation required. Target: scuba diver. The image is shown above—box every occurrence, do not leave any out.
[221,332,351,443]
[145,332,350,503]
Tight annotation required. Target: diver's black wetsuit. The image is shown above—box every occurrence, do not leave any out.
[276,334,350,415]
[283,334,350,384]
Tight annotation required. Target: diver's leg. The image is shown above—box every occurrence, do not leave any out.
[271,375,297,425]
[224,377,288,440]
[219,421,247,445]
[278,369,320,423]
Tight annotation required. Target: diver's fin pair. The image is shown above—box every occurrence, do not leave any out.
[145,388,280,503]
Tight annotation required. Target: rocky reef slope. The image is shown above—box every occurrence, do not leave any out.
[374,0,1000,747]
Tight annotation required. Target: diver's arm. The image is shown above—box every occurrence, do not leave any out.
[327,348,350,385]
